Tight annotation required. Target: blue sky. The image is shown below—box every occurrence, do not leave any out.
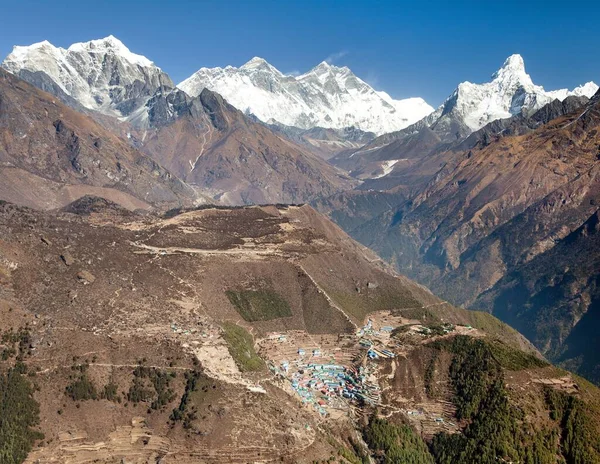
[1,0,598,106]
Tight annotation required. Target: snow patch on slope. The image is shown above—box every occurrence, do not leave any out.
[373,159,402,179]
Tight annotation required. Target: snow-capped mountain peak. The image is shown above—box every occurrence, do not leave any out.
[487,54,537,94]
[573,81,600,97]
[546,81,599,101]
[2,36,173,126]
[492,54,527,78]
[178,58,434,134]
[300,61,354,84]
[6,40,63,70]
[241,56,268,67]
[311,61,333,72]
[66,35,155,67]
[437,54,598,134]
[14,39,53,52]
[239,56,284,76]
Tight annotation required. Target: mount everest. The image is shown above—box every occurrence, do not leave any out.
[178,57,434,135]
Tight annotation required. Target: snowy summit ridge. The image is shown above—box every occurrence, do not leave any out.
[434,54,599,133]
[178,57,434,135]
[2,36,173,121]
[2,40,596,140]
[66,35,155,67]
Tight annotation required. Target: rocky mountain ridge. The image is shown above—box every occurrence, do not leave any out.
[138,87,356,205]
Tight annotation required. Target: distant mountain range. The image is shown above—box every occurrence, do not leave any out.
[2,36,432,135]
[2,35,600,383]
[317,84,600,382]
[0,37,355,206]
[4,37,596,142]
[179,57,433,135]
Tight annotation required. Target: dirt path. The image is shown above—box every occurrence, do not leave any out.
[129,240,282,258]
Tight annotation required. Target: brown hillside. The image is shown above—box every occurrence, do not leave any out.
[0,69,196,211]
[0,198,554,462]
[140,89,355,205]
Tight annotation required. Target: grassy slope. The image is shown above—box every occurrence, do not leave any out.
[221,322,265,372]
